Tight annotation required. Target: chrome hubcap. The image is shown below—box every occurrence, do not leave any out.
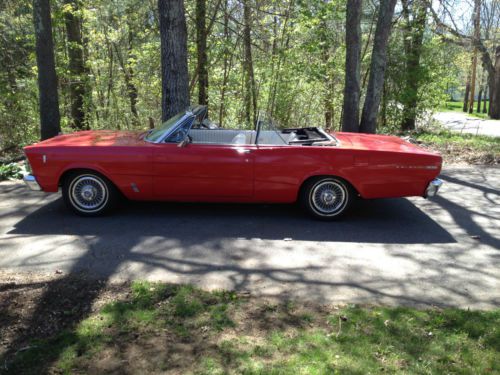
[70,176,107,211]
[321,191,335,204]
[311,180,346,215]
[81,185,97,201]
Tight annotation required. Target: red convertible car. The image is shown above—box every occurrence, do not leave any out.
[23,105,442,219]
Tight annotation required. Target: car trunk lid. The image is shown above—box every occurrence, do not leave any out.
[334,132,438,156]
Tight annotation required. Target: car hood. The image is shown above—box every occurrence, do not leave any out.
[334,132,438,155]
[25,130,146,149]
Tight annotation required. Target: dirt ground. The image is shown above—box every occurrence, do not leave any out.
[0,271,330,374]
[0,271,128,359]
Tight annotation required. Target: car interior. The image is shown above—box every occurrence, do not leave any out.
[188,129,290,145]
[165,105,335,146]
[189,118,333,146]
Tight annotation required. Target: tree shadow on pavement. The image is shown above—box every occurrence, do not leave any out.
[7,192,455,245]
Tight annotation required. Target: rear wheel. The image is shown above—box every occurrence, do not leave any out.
[62,171,117,216]
[300,177,353,220]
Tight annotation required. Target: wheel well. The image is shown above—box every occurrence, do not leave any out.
[59,168,112,187]
[299,175,358,198]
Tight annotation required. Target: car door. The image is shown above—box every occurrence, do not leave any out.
[152,142,255,200]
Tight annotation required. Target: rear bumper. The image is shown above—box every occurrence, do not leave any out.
[23,174,42,191]
[425,178,443,197]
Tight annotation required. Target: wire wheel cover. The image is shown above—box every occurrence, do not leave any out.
[310,180,347,215]
[70,176,108,211]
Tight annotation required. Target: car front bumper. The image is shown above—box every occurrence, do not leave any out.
[23,174,42,191]
[425,178,443,197]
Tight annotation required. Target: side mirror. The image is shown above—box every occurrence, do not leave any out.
[177,135,191,148]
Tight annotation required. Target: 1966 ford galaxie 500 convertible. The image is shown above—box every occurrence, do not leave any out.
[23,105,442,219]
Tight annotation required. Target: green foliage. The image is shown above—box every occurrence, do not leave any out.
[0,0,39,150]
[0,162,23,180]
[0,0,479,146]
[382,34,460,132]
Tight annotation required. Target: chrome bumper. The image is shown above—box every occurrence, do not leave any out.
[425,178,443,197]
[23,174,42,191]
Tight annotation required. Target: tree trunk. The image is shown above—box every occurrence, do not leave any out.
[158,0,190,121]
[126,31,139,125]
[477,87,482,113]
[324,87,333,130]
[381,78,388,127]
[112,33,139,126]
[196,0,208,106]
[463,76,470,112]
[33,0,61,140]
[490,46,500,119]
[401,0,427,131]
[218,0,229,127]
[218,0,238,127]
[243,0,257,128]
[468,0,481,114]
[341,0,362,132]
[483,85,488,113]
[63,0,88,130]
[359,0,397,134]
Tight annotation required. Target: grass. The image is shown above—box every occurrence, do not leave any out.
[3,282,499,374]
[439,100,491,119]
[412,128,500,164]
[414,129,500,152]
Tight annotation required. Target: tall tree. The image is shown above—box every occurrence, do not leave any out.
[359,0,397,133]
[463,69,471,112]
[33,0,61,140]
[341,0,362,132]
[483,84,488,113]
[491,46,500,118]
[218,0,236,127]
[158,0,190,121]
[477,71,484,113]
[430,0,500,119]
[63,0,88,130]
[242,0,257,127]
[400,0,427,131]
[113,34,139,126]
[196,0,208,106]
[468,0,481,113]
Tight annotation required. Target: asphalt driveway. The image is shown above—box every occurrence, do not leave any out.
[434,112,500,137]
[0,166,499,309]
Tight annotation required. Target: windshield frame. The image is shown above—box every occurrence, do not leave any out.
[145,105,207,144]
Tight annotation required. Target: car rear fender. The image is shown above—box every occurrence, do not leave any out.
[299,171,361,199]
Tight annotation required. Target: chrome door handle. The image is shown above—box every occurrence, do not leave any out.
[240,149,251,154]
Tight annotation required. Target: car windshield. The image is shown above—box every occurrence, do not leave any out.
[256,113,289,145]
[145,112,186,142]
[145,106,209,143]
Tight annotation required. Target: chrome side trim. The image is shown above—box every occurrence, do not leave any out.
[23,174,42,191]
[425,178,443,197]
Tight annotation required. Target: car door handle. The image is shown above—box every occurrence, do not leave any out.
[237,149,252,154]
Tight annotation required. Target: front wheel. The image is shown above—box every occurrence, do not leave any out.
[62,172,117,216]
[300,177,353,220]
